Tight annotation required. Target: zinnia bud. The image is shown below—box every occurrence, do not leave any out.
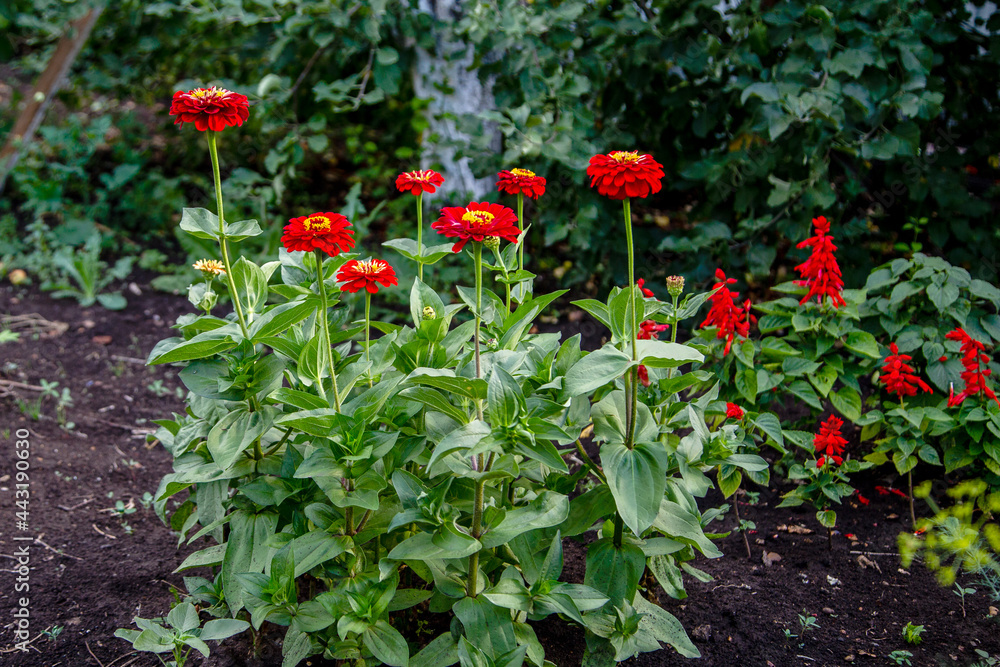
[422,306,436,320]
[666,275,685,297]
[483,236,501,252]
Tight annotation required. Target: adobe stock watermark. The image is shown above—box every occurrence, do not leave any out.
[10,428,33,653]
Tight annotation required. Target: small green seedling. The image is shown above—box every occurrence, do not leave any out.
[902,621,925,645]
[114,602,248,667]
[889,649,913,665]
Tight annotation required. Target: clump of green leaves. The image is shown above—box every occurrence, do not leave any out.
[49,234,133,310]
[114,602,248,667]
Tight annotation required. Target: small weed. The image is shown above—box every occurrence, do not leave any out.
[41,625,64,642]
[889,649,913,666]
[902,621,925,645]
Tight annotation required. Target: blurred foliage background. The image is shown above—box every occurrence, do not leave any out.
[1,0,999,300]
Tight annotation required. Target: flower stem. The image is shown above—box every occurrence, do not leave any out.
[416,192,424,282]
[474,242,484,419]
[207,131,249,339]
[467,242,488,597]
[616,197,638,549]
[517,193,525,274]
[365,291,372,388]
[314,249,342,410]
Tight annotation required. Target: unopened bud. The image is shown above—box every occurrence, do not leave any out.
[666,275,685,297]
[483,236,500,252]
[8,269,28,285]
[422,305,436,320]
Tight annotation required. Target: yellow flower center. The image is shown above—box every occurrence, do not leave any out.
[510,168,535,178]
[461,210,495,227]
[302,215,332,232]
[609,151,640,164]
[190,87,230,100]
[356,259,386,275]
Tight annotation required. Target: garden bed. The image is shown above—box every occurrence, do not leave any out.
[0,283,998,667]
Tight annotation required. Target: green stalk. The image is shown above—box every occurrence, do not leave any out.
[206,131,249,339]
[416,192,424,281]
[314,249,342,410]
[467,241,487,596]
[616,197,638,549]
[517,192,525,273]
[365,291,372,388]
[474,242,484,419]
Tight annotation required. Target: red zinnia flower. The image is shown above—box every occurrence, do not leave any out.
[395,170,445,196]
[637,278,654,298]
[794,216,846,308]
[170,86,249,132]
[879,343,933,399]
[586,151,664,200]
[337,258,398,294]
[814,415,847,468]
[431,202,521,253]
[282,212,355,256]
[699,269,755,356]
[726,403,744,420]
[497,168,546,199]
[945,328,1000,408]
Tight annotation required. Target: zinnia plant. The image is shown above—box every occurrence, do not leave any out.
[337,258,398,382]
[394,169,444,280]
[496,168,546,276]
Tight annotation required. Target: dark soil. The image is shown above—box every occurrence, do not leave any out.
[1,282,999,667]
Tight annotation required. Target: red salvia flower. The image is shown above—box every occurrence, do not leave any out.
[586,150,664,200]
[945,327,1000,407]
[939,355,948,362]
[726,403,745,420]
[856,492,870,506]
[395,169,445,196]
[170,87,249,132]
[814,415,847,468]
[337,258,398,294]
[699,269,755,356]
[497,168,546,199]
[282,212,355,256]
[794,216,846,308]
[636,320,669,387]
[891,488,909,499]
[874,485,891,496]
[638,320,669,340]
[637,278,654,298]
[431,201,520,253]
[879,342,933,399]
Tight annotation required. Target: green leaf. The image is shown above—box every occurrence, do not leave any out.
[200,618,250,641]
[146,326,240,365]
[481,491,570,548]
[389,526,482,560]
[487,366,523,428]
[427,421,492,474]
[816,510,837,528]
[735,367,758,404]
[632,593,699,657]
[602,442,668,536]
[583,538,645,609]
[287,531,351,576]
[635,340,704,368]
[407,370,487,400]
[844,331,880,359]
[648,554,686,600]
[180,207,221,240]
[562,345,631,397]
[363,620,409,667]
[928,282,960,312]
[752,412,784,448]
[830,386,862,422]
[231,257,268,318]
[250,301,315,341]
[410,633,458,667]
[174,544,226,572]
